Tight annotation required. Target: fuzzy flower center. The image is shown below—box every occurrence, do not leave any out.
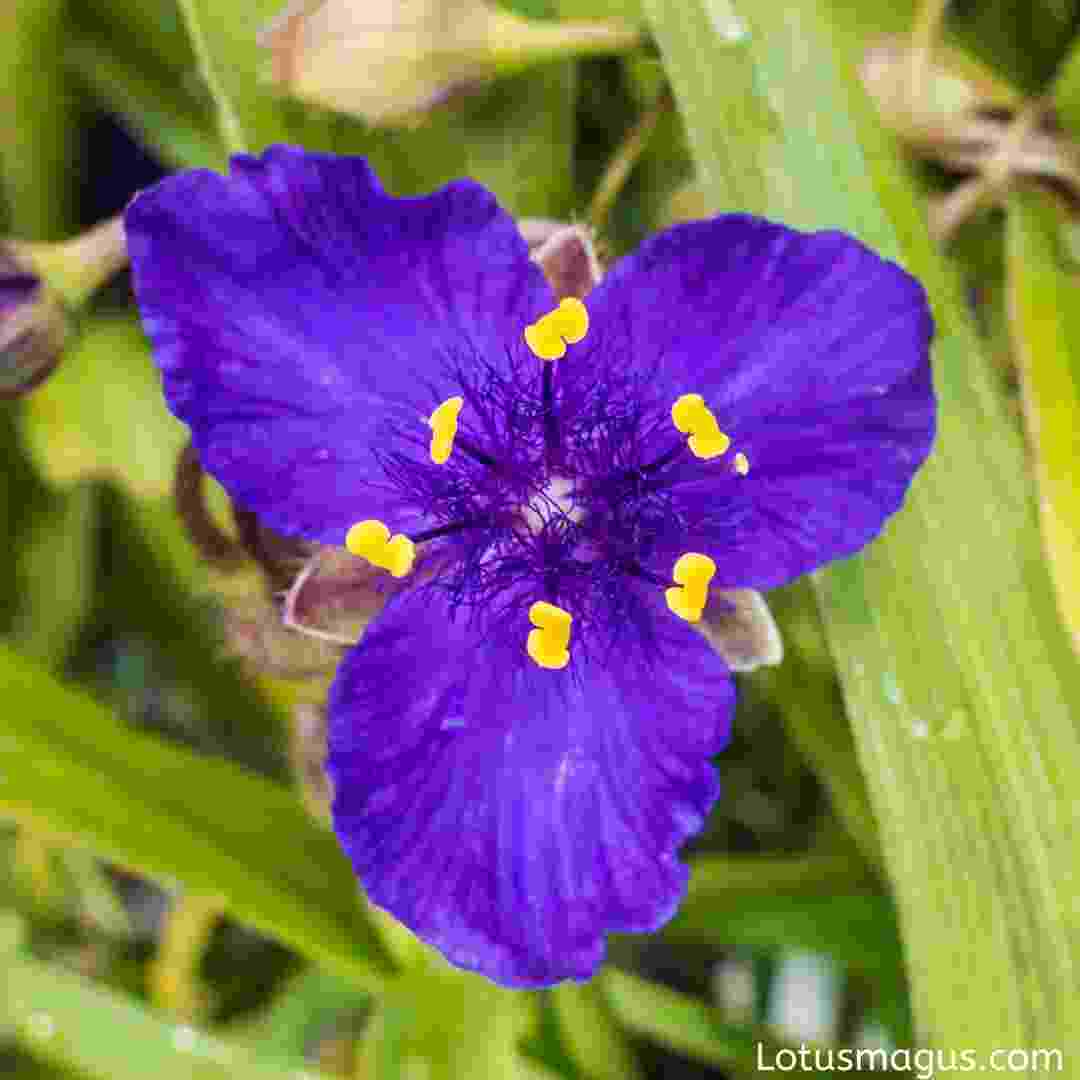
[351,299,752,670]
[517,475,582,536]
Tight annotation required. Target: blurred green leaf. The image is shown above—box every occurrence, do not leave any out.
[554,0,644,20]
[460,66,576,219]
[58,847,132,940]
[1005,189,1080,652]
[98,488,291,780]
[0,409,51,631]
[66,0,223,170]
[550,981,642,1080]
[12,484,97,668]
[755,582,881,867]
[358,965,535,1080]
[65,35,224,172]
[601,969,768,1070]
[644,0,1080,1055]
[76,0,194,84]
[683,851,878,907]
[0,0,77,238]
[3,945,328,1080]
[1053,28,1080,140]
[224,965,371,1068]
[0,644,392,991]
[158,0,578,221]
[148,891,222,1021]
[21,317,187,502]
[666,884,908,1035]
[948,0,1071,94]
[174,0,266,154]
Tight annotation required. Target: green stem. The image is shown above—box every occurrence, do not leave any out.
[175,0,247,157]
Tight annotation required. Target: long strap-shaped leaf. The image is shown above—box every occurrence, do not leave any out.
[643,0,1080,1054]
[0,644,393,991]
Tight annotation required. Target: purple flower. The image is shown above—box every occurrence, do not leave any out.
[125,145,935,987]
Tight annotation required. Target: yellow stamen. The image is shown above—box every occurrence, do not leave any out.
[671,393,731,460]
[527,600,573,669]
[345,519,415,578]
[665,552,717,623]
[524,297,589,361]
[733,452,749,476]
[428,395,463,464]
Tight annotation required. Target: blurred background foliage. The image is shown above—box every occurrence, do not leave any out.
[2,0,1079,1076]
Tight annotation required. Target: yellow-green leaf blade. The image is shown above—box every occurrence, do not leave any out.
[1006,189,1080,652]
[0,645,391,991]
[643,0,1080,1055]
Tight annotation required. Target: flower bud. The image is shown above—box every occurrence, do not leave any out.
[2,215,128,398]
[259,0,641,126]
[526,221,603,299]
[0,246,68,398]
[697,588,784,673]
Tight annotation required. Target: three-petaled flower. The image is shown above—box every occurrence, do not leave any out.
[125,146,935,988]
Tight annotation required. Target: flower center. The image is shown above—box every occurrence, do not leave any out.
[517,475,582,536]
[345,299,752,670]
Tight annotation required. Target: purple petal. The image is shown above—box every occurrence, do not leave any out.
[125,145,552,544]
[585,216,935,587]
[0,273,39,317]
[326,583,734,988]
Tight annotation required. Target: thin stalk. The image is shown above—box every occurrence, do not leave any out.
[588,87,673,232]
[175,0,247,156]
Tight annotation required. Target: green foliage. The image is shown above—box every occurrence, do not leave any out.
[0,645,393,989]
[3,0,1080,1074]
[644,0,1080,1056]
[1006,189,1080,652]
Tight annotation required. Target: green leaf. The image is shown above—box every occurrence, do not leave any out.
[224,965,371,1068]
[169,0,372,158]
[174,0,264,154]
[683,851,878,908]
[643,0,1080,1055]
[550,981,643,1080]
[948,0,1069,94]
[0,0,77,238]
[66,0,223,170]
[357,965,536,1080]
[459,65,576,219]
[21,316,187,502]
[3,946,331,1080]
[0,409,51,631]
[1006,191,1080,653]
[670,853,909,1038]
[601,969,767,1070]
[754,582,881,867]
[12,484,97,668]
[0,644,392,991]
[65,33,224,171]
[75,0,194,84]
[1053,28,1080,141]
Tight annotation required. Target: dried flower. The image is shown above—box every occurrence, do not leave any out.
[0,246,67,398]
[259,0,641,126]
[2,215,128,397]
[125,146,935,986]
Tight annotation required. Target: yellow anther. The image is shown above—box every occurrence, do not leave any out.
[527,600,573,670]
[524,297,589,361]
[733,452,749,476]
[665,552,717,623]
[428,395,463,465]
[671,393,731,460]
[345,519,415,578]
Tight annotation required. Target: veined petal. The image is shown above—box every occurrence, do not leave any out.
[326,584,734,988]
[125,145,553,544]
[584,215,935,587]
